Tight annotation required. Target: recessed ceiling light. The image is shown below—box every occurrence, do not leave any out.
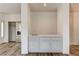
[43,3,47,7]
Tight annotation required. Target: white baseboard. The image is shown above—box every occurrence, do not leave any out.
[70,42,79,45]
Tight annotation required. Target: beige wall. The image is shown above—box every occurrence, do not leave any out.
[4,14,20,43]
[4,14,21,42]
[70,12,79,45]
[0,13,20,44]
[57,6,63,35]
[0,14,5,44]
[70,11,74,45]
[5,14,21,22]
[31,12,57,35]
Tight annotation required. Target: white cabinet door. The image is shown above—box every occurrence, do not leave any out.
[29,37,40,52]
[50,37,62,52]
[29,36,62,53]
[40,37,51,52]
[50,39,57,52]
[56,38,62,52]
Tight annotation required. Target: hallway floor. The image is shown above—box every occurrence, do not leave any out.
[0,42,24,56]
[70,45,79,56]
[0,42,69,56]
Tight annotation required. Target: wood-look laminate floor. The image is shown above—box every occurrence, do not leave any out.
[0,42,68,56]
[70,45,79,56]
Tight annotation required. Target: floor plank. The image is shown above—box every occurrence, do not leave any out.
[70,45,79,56]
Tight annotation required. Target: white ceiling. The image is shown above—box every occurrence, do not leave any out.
[29,3,61,12]
[0,3,21,14]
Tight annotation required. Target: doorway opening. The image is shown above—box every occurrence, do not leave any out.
[8,22,21,42]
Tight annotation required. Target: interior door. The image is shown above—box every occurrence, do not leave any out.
[9,22,16,41]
